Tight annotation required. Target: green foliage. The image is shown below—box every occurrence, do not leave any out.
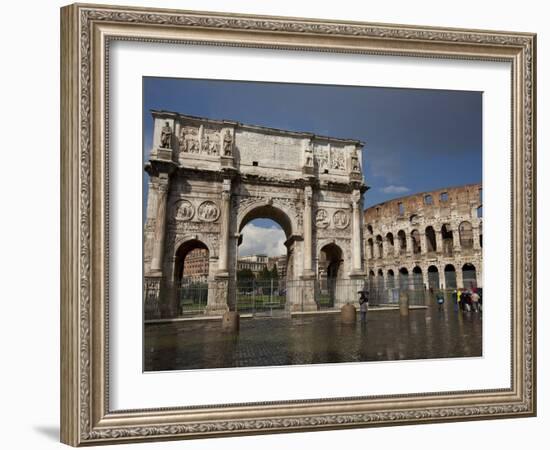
[237,268,255,281]
[257,265,271,281]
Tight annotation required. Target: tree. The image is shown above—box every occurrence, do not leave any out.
[258,265,271,281]
[237,268,255,281]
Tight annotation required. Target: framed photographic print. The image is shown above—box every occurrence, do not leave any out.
[60,3,536,446]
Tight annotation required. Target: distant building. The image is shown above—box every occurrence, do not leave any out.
[237,254,269,274]
[268,255,287,279]
[181,247,209,283]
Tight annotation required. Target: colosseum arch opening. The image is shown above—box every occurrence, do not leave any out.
[144,110,367,317]
[462,263,477,289]
[441,224,454,256]
[425,226,437,253]
[459,221,474,249]
[427,265,440,291]
[387,269,395,289]
[399,267,409,289]
[444,264,457,289]
[397,230,407,255]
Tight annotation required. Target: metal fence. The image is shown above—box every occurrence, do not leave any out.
[366,277,429,306]
[144,278,210,319]
[144,276,437,320]
[176,282,209,314]
[235,279,287,316]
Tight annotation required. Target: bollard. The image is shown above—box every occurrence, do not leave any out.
[222,311,240,332]
[340,303,356,324]
[399,291,409,316]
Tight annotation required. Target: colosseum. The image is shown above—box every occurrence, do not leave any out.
[363,183,482,300]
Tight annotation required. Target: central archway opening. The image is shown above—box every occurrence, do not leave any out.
[237,207,291,314]
[318,243,343,308]
[174,239,210,315]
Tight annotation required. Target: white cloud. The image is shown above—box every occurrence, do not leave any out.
[239,224,286,257]
[380,185,411,195]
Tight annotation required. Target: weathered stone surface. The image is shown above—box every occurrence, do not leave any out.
[144,111,367,314]
[364,183,482,292]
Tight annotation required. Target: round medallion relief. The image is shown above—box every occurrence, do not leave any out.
[175,200,194,221]
[315,209,330,229]
[333,210,350,229]
[198,201,220,222]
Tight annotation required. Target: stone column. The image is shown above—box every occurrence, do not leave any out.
[421,232,428,255]
[435,229,443,254]
[394,238,401,258]
[406,233,414,256]
[149,174,169,274]
[217,179,231,276]
[302,186,315,278]
[456,268,464,289]
[207,178,232,316]
[477,263,483,288]
[452,227,461,253]
[298,187,317,312]
[472,225,481,250]
[374,241,380,260]
[385,237,393,258]
[439,266,447,290]
[351,189,363,274]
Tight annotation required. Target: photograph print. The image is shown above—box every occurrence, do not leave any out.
[142,77,483,372]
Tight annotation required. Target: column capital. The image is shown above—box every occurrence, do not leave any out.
[221,178,232,201]
[155,172,170,193]
[222,178,231,192]
[351,188,361,204]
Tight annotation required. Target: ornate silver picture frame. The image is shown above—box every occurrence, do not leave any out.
[60,3,536,446]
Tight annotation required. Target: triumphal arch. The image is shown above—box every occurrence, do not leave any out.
[144,110,367,316]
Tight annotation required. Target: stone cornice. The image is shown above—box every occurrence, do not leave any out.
[151,109,364,147]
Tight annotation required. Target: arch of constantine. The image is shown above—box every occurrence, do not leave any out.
[144,110,367,316]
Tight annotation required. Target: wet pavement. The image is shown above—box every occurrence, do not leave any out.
[144,305,482,372]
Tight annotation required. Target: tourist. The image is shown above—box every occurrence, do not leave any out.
[471,290,480,312]
[461,290,472,312]
[451,289,459,312]
[436,291,444,311]
[359,290,369,323]
[457,289,462,310]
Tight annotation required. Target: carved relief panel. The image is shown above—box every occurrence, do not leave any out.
[314,143,329,172]
[178,125,200,154]
[178,122,223,157]
[198,201,220,222]
[330,145,346,171]
[202,127,220,156]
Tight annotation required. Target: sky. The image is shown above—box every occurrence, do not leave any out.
[143,77,482,257]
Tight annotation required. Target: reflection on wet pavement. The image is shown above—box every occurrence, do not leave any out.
[144,305,482,372]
